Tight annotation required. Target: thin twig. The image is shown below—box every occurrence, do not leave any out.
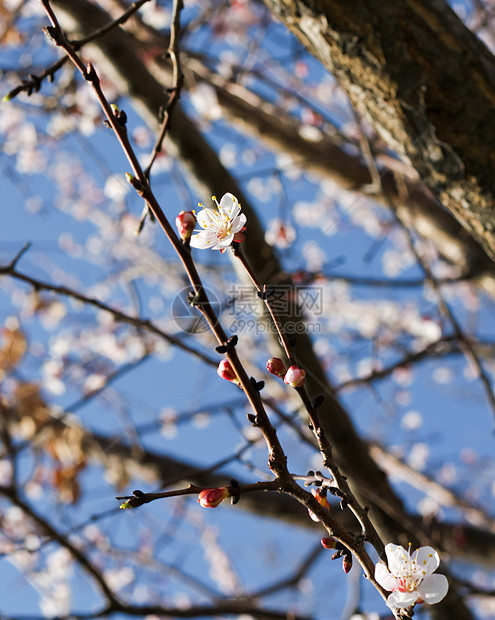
[355,110,495,425]
[139,0,185,230]
[38,3,389,601]
[233,244,386,561]
[0,485,119,605]
[4,0,153,101]
[0,264,217,366]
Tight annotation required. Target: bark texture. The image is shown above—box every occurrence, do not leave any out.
[263,0,495,263]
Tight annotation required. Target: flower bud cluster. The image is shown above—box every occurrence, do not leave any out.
[321,537,353,573]
[266,358,306,387]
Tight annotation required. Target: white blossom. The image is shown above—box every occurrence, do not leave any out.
[375,543,448,610]
[190,193,246,251]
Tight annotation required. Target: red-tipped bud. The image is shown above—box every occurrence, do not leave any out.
[217,359,240,385]
[198,487,229,508]
[266,357,287,379]
[176,210,196,241]
[343,554,353,573]
[308,488,330,522]
[284,365,306,387]
[321,537,337,549]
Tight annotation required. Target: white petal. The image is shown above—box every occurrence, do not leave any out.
[413,546,440,576]
[196,208,216,229]
[190,230,220,249]
[231,213,247,234]
[384,544,408,575]
[219,193,237,217]
[214,233,235,249]
[417,574,449,604]
[387,590,419,609]
[375,562,398,592]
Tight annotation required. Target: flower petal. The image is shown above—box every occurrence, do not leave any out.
[214,234,236,249]
[375,562,398,592]
[417,574,449,605]
[384,544,409,575]
[190,230,221,249]
[387,590,419,609]
[231,213,247,234]
[220,193,238,218]
[413,546,440,576]
[196,208,216,229]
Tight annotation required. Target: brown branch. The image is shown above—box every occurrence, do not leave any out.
[335,335,462,391]
[3,0,153,101]
[115,480,279,508]
[2,602,312,620]
[143,0,184,180]
[370,443,495,534]
[233,243,386,561]
[33,4,478,615]
[0,485,119,605]
[0,264,217,366]
[39,3,382,592]
[389,208,495,424]
[248,541,324,599]
[178,55,494,284]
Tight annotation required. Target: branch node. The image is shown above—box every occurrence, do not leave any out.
[229,479,240,505]
[215,335,238,354]
[43,25,60,45]
[249,377,265,392]
[84,62,98,82]
[312,394,324,409]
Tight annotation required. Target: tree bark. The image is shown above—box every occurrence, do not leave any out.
[263,0,495,264]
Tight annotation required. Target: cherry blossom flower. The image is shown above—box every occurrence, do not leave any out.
[375,543,449,610]
[189,193,246,251]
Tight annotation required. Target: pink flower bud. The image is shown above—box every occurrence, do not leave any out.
[266,357,287,378]
[343,554,353,573]
[198,487,230,508]
[217,359,240,385]
[321,537,337,549]
[175,210,196,241]
[284,365,306,387]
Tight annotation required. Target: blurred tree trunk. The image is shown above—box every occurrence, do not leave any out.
[263,0,495,264]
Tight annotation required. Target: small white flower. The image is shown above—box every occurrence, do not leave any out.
[189,193,246,251]
[375,543,449,610]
